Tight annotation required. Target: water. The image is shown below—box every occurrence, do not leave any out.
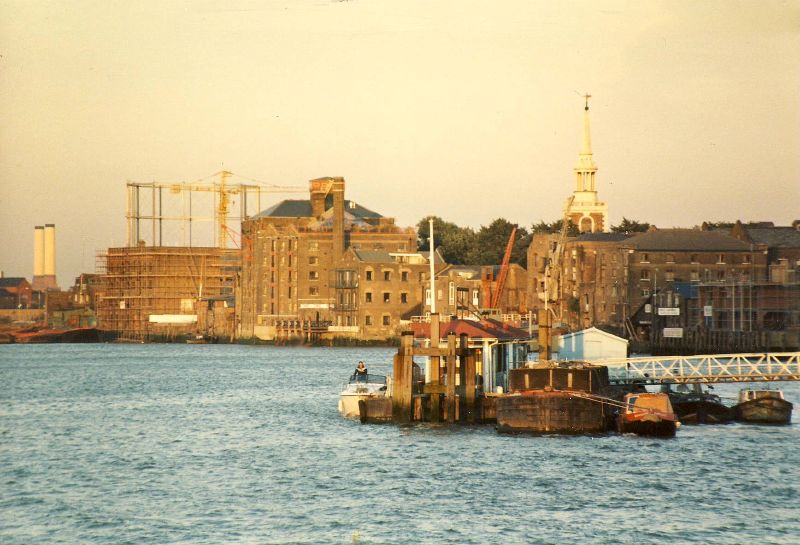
[1,344,798,544]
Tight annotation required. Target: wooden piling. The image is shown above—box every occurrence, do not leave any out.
[392,332,415,423]
[445,332,457,423]
[459,333,476,423]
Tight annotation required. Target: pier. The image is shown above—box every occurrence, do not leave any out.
[600,352,800,385]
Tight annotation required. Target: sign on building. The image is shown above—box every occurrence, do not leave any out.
[663,327,684,338]
[658,307,680,316]
[703,305,713,317]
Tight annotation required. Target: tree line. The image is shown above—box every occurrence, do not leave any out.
[416,216,651,268]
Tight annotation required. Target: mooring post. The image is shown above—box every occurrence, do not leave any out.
[392,332,414,423]
[445,332,457,423]
[459,333,476,424]
[429,314,441,423]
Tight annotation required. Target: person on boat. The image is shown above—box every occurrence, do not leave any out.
[355,361,368,381]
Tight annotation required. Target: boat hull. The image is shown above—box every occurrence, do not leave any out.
[671,398,733,424]
[339,394,383,418]
[617,415,677,437]
[496,391,609,434]
[734,399,793,425]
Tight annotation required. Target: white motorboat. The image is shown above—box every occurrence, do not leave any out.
[338,373,389,418]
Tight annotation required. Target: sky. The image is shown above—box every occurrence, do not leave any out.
[1,0,798,286]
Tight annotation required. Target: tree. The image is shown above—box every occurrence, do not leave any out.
[472,219,529,267]
[611,217,651,233]
[416,216,476,265]
[530,219,579,236]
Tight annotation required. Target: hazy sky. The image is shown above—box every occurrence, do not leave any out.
[1,0,798,286]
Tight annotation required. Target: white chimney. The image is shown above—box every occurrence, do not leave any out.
[44,224,56,278]
[34,226,45,277]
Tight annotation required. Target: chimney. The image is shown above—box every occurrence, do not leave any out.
[32,226,45,290]
[331,177,346,264]
[309,179,328,218]
[39,224,58,290]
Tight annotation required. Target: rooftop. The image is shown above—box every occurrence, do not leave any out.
[624,229,751,252]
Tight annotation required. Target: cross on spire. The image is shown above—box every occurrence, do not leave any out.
[583,93,591,111]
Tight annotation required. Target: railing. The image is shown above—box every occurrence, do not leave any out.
[597,352,800,384]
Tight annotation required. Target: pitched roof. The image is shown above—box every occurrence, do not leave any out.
[252,200,313,219]
[743,226,800,248]
[624,229,750,252]
[0,277,28,288]
[575,233,631,242]
[410,318,530,341]
[251,199,384,220]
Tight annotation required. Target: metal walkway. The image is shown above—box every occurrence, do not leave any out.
[596,352,800,384]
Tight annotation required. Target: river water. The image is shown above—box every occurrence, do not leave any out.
[1,344,798,544]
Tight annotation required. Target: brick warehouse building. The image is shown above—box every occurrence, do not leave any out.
[238,177,418,340]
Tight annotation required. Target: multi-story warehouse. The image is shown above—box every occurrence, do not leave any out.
[239,177,417,340]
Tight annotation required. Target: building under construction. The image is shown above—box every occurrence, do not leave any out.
[95,172,303,340]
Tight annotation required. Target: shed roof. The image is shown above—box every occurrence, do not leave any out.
[411,319,529,342]
[557,326,629,345]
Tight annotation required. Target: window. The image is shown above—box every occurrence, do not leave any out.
[419,272,425,282]
[716,270,726,281]
[365,315,373,326]
[666,254,674,263]
[383,271,391,281]
[401,292,408,304]
[472,289,480,306]
[383,292,390,303]
[690,271,700,282]
[365,292,372,303]
[448,282,455,306]
[640,270,650,281]
[665,270,675,282]
[308,271,319,281]
[288,286,292,298]
[743,254,752,264]
[425,288,431,306]
[717,254,726,264]
[308,256,318,265]
[309,241,319,251]
[309,286,319,296]
[690,254,698,264]
[401,271,409,282]
[641,288,650,297]
[640,253,649,263]
[366,270,373,281]
[382,315,390,326]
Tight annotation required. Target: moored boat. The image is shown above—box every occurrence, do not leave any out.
[617,392,680,437]
[338,372,389,418]
[733,388,793,424]
[663,383,733,424]
[495,362,612,434]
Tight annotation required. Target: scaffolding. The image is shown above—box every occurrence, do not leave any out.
[95,246,240,340]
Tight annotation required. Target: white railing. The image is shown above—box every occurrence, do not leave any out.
[595,352,800,384]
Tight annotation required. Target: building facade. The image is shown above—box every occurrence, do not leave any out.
[239,177,417,340]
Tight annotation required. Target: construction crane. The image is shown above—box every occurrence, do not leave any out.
[490,227,517,309]
[126,171,305,248]
[537,195,574,360]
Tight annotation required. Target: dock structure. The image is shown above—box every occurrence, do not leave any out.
[600,352,800,385]
[373,315,480,424]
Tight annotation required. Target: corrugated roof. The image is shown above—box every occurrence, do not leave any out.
[625,229,750,251]
[744,227,800,248]
[410,319,529,341]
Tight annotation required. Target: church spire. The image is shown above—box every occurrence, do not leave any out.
[565,92,608,233]
[575,93,597,192]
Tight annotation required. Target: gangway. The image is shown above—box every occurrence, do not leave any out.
[595,352,800,385]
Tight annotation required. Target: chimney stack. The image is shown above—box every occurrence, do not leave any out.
[331,177,346,264]
[33,224,58,290]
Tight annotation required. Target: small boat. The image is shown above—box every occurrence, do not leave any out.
[186,334,208,344]
[338,372,389,418]
[663,383,733,424]
[617,392,680,437]
[733,388,793,424]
